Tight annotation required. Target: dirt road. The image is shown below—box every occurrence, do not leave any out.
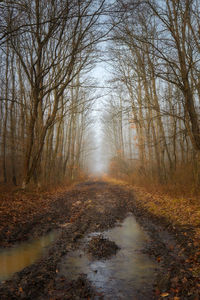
[0,181,199,299]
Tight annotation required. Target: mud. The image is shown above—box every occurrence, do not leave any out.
[87,235,120,259]
[0,181,199,299]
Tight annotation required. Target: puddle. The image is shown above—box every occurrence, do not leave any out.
[59,215,158,299]
[0,231,56,281]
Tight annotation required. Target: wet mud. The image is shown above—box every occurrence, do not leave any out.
[87,235,120,259]
[0,181,199,299]
[59,215,158,299]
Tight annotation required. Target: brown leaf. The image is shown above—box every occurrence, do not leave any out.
[171,277,178,283]
[182,277,187,283]
[155,288,160,296]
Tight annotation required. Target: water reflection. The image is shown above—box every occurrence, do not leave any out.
[0,231,56,281]
[60,215,158,299]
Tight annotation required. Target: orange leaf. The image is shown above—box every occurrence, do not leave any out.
[161,292,169,297]
[157,257,161,262]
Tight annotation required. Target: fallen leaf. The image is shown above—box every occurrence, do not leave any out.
[171,277,178,283]
[182,277,187,283]
[161,292,169,297]
[157,256,161,262]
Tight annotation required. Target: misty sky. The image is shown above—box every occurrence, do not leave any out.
[88,59,112,175]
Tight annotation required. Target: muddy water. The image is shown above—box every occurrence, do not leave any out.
[0,231,56,281]
[59,215,158,299]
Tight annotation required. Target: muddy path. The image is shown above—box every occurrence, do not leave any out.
[0,181,199,299]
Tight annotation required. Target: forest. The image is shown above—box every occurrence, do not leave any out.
[1,0,200,196]
[0,1,200,299]
[102,0,200,195]
[0,0,104,188]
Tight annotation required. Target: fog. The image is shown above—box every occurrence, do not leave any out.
[86,62,112,175]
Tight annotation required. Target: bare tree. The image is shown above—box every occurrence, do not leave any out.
[103,0,200,189]
[0,0,107,188]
